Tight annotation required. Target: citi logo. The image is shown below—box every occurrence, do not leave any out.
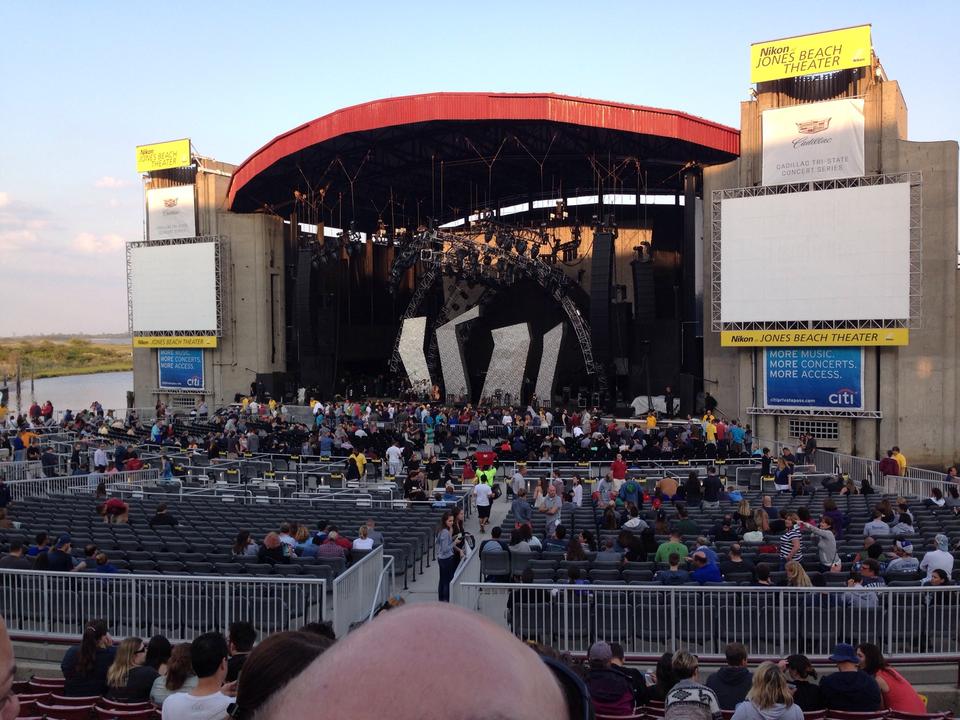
[828,388,858,405]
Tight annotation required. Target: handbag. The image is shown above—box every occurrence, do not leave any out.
[491,483,502,499]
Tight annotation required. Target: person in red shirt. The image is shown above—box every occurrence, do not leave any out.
[878,450,900,477]
[97,498,129,524]
[124,454,145,472]
[610,453,628,482]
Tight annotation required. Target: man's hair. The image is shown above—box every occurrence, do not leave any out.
[797,508,811,522]
[610,642,626,661]
[555,525,567,540]
[671,649,699,679]
[725,642,748,666]
[862,559,880,575]
[756,563,771,581]
[229,621,257,653]
[300,621,336,641]
[8,540,23,553]
[491,526,502,539]
[676,504,689,519]
[35,532,48,545]
[190,632,228,678]
[668,552,680,566]
[156,503,168,513]
[729,543,742,558]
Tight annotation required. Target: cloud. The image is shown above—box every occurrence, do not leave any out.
[94,176,129,189]
[72,232,125,254]
[0,192,8,208]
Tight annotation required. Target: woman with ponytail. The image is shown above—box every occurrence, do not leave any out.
[61,619,115,696]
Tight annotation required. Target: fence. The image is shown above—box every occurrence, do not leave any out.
[0,568,326,642]
[6,468,161,502]
[0,460,43,483]
[451,583,960,660]
[366,554,397,621]
[331,545,385,638]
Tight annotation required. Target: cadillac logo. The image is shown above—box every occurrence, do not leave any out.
[163,198,178,208]
[796,118,831,134]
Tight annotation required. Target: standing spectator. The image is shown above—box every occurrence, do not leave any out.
[706,643,753,710]
[798,517,838,573]
[920,534,955,583]
[226,622,257,683]
[511,488,533,529]
[61,619,116,696]
[540,484,562,537]
[778,513,802,569]
[474,478,493,534]
[819,643,882,712]
[702,467,723,509]
[731,662,802,720]
[435,511,462,602]
[162,632,233,720]
[665,649,722,720]
[151,643,197,708]
[878,450,900,478]
[856,643,926,713]
[891,447,907,475]
[781,655,824,711]
[584,641,636,717]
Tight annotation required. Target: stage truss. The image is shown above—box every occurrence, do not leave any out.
[710,172,922,333]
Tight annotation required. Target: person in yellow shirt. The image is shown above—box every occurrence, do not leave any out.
[355,450,367,478]
[892,446,907,475]
[645,412,657,430]
[241,396,250,411]
[705,420,717,445]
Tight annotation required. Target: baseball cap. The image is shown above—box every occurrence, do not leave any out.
[588,641,612,663]
[935,534,949,552]
[895,540,913,554]
[55,534,72,548]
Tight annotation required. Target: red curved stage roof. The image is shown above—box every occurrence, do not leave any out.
[227,92,740,209]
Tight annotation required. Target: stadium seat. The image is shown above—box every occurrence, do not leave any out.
[36,702,98,720]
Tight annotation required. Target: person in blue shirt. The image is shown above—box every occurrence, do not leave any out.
[690,551,723,583]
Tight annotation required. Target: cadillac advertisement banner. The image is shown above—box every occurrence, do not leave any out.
[761,98,864,186]
[764,347,864,411]
[147,185,197,241]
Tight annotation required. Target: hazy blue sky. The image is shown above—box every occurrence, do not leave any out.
[2,1,957,335]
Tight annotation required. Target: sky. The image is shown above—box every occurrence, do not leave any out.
[1,1,958,336]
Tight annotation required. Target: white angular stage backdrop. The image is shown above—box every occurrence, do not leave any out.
[481,323,530,403]
[762,98,864,186]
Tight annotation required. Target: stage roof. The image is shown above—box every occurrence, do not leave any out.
[228,92,740,230]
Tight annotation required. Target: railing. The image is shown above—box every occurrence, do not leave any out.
[331,545,384,638]
[0,460,43,482]
[7,468,161,501]
[449,542,482,606]
[366,554,397,621]
[452,583,960,659]
[0,568,326,642]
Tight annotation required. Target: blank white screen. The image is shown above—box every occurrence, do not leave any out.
[130,242,217,332]
[719,183,911,323]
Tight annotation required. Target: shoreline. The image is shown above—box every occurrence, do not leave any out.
[1,366,132,382]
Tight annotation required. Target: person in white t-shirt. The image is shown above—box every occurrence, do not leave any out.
[920,534,956,584]
[385,442,404,477]
[162,632,234,720]
[353,526,375,551]
[474,480,493,534]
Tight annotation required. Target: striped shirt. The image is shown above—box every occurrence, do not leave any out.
[779,526,803,561]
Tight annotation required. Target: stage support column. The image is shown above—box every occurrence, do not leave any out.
[680,169,702,415]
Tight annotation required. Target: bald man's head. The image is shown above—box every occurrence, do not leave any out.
[258,603,569,720]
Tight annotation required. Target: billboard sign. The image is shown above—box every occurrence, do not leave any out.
[764,347,863,411]
[721,329,908,347]
[147,185,196,240]
[762,99,864,185]
[134,336,217,348]
[751,25,871,83]
[136,138,191,173]
[157,348,205,390]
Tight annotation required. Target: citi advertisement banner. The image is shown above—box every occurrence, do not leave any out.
[761,98,864,186]
[158,348,205,390]
[764,347,863,411]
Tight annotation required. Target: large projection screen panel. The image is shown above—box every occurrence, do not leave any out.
[719,183,911,323]
[130,242,218,332]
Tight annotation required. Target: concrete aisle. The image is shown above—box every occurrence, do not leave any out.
[402,493,511,604]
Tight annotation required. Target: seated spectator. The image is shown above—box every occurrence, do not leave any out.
[784,561,812,587]
[920,534,955,583]
[754,563,774,586]
[229,630,333,719]
[480,526,507,555]
[595,537,621,561]
[148,503,179,528]
[316,531,349,561]
[27,532,50,557]
[257,532,292,565]
[353,526,374,551]
[819,643,881,712]
[860,559,887,587]
[364,519,384,547]
[584,641,636,717]
[655,552,690,585]
[542,525,567,551]
[731,661,802,720]
[61,619,116,696]
[923,487,946,508]
[856,643,926,713]
[673,504,701,536]
[45,535,86,572]
[161,632,233,720]
[566,537,587,562]
[151,642,197,708]
[509,528,531,554]
[689,551,722,584]
[885,539,920,576]
[610,642,648,706]
[863,509,891,537]
[706,642,752,710]
[712,516,740,541]
[720,544,756,578]
[623,505,648,531]
[694,537,719,566]
[647,651,678,702]
[782,654,823,711]
[665,649,722,720]
[226,622,257,683]
[107,636,158,702]
[0,540,32,569]
[232,531,258,558]
[655,530,689,565]
[94,551,119,574]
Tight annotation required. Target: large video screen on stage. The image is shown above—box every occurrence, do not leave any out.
[129,240,218,333]
[719,183,911,323]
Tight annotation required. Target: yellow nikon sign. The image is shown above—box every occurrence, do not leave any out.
[721,328,908,347]
[751,25,871,83]
[133,336,218,348]
[136,138,192,173]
